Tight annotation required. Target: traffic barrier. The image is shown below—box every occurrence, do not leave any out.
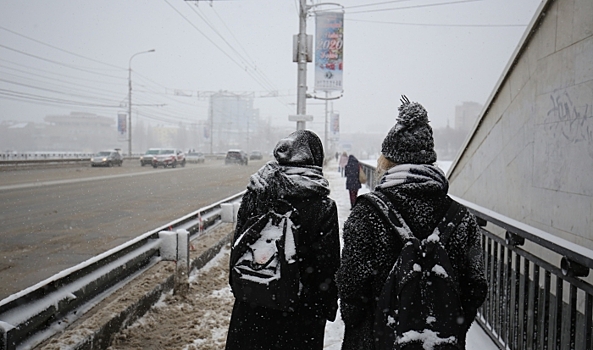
[0,191,244,350]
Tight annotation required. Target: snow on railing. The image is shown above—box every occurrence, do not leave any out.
[0,191,244,350]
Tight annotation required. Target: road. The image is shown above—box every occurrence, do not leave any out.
[0,158,266,300]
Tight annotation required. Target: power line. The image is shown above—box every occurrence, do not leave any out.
[0,44,127,80]
[346,18,527,27]
[342,0,415,10]
[0,67,127,101]
[344,0,483,15]
[0,25,125,70]
[164,0,293,111]
[0,58,125,86]
[0,78,124,104]
[0,89,121,108]
[205,5,279,92]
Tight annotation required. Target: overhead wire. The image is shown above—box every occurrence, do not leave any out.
[0,26,208,125]
[346,18,526,27]
[343,0,483,15]
[0,44,127,80]
[0,67,127,101]
[168,0,293,111]
[0,25,126,71]
[0,78,125,104]
[205,5,278,92]
[0,58,125,86]
[0,89,121,108]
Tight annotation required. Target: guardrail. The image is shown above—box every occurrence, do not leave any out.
[359,162,592,350]
[0,191,244,350]
[0,158,91,168]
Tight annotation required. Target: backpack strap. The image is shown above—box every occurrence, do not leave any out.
[360,192,466,244]
[361,192,413,242]
[434,197,466,245]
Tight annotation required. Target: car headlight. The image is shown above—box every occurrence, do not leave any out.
[102,157,107,161]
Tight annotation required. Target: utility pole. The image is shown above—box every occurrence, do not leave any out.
[296,0,308,131]
[324,91,328,154]
[128,49,155,157]
[290,0,313,130]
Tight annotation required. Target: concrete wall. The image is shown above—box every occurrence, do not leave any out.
[448,0,593,250]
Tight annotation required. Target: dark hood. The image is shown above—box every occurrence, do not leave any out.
[273,130,324,167]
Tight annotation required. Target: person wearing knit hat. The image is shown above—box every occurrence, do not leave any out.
[381,95,437,165]
[336,96,487,350]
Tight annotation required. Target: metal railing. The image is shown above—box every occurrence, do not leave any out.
[358,162,593,350]
[0,192,244,350]
[453,196,593,350]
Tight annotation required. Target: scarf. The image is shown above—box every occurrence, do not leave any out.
[376,164,448,193]
[248,161,330,200]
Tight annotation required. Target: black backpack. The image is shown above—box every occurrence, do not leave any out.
[229,199,301,311]
[363,192,467,350]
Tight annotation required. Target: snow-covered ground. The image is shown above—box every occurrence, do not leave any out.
[95,159,498,350]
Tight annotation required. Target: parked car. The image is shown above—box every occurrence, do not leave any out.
[140,148,161,166]
[225,149,248,165]
[152,148,186,168]
[186,152,205,164]
[91,150,123,167]
[249,151,263,160]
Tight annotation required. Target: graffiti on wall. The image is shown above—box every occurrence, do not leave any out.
[547,92,593,160]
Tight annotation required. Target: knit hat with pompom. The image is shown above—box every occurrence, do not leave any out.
[381,95,437,164]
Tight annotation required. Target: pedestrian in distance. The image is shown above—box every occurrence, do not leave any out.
[339,151,349,177]
[336,96,487,350]
[344,154,362,209]
[225,129,341,350]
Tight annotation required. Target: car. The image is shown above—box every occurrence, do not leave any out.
[186,152,205,164]
[225,149,248,165]
[90,150,123,167]
[249,151,263,160]
[140,148,161,166]
[152,148,186,168]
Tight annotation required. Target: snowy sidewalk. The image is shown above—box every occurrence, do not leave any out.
[323,159,497,350]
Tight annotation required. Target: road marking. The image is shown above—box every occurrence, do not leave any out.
[0,168,186,191]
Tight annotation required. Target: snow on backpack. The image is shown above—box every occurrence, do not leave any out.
[364,192,468,350]
[230,199,300,311]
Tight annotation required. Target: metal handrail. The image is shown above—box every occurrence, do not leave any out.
[358,162,593,350]
[0,191,244,350]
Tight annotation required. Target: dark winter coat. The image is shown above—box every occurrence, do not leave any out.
[336,164,487,350]
[344,155,361,191]
[226,130,340,350]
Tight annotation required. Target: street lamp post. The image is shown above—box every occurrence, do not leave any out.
[128,49,155,157]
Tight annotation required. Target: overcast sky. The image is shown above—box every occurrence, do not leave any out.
[0,0,542,136]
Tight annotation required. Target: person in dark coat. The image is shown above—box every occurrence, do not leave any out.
[225,130,341,350]
[344,155,361,208]
[336,96,487,350]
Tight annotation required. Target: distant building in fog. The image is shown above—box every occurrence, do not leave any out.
[208,91,260,153]
[44,112,119,152]
[0,112,120,153]
[455,101,482,131]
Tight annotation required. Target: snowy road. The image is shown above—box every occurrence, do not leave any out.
[0,159,266,300]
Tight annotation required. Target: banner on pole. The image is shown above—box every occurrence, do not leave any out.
[117,113,127,141]
[315,12,344,92]
[330,112,340,140]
